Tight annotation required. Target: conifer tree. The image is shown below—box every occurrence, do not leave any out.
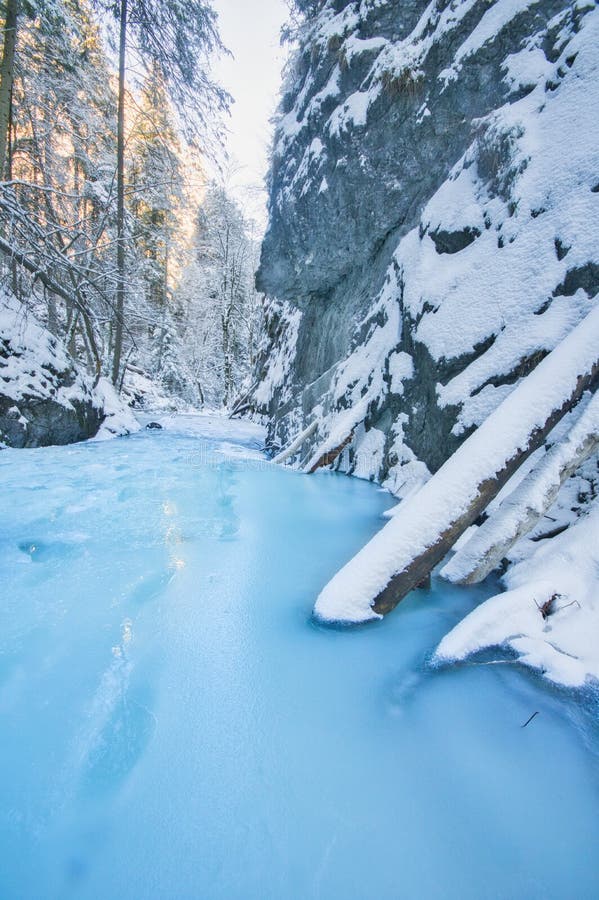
[95,0,230,384]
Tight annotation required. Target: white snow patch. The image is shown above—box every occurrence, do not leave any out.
[327,90,371,136]
[435,498,599,687]
[352,426,386,481]
[388,351,413,395]
[440,0,539,83]
[91,378,140,441]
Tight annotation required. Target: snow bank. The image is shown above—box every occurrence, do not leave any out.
[91,378,140,441]
[434,499,599,687]
[0,292,94,408]
[0,292,138,447]
[258,0,599,687]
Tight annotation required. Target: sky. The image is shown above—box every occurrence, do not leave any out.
[209,0,290,228]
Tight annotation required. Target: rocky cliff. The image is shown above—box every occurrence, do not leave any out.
[255,0,599,500]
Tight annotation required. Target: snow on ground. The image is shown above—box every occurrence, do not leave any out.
[91,377,140,440]
[434,497,599,687]
[0,292,138,446]
[0,292,97,412]
[134,410,267,461]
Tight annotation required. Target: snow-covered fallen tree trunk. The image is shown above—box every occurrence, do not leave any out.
[271,420,318,464]
[442,391,599,585]
[307,429,354,473]
[303,397,369,473]
[229,381,259,420]
[314,305,599,624]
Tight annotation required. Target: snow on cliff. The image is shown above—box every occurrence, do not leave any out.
[256,0,599,688]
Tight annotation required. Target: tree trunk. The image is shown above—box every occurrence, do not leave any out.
[442,390,599,585]
[314,306,599,624]
[111,0,127,386]
[272,420,318,464]
[6,76,18,296]
[0,0,18,179]
[222,306,233,406]
[307,430,354,473]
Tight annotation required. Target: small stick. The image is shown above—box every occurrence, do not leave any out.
[534,593,559,619]
[521,711,540,728]
[555,598,581,614]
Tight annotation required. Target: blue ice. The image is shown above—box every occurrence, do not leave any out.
[0,417,598,899]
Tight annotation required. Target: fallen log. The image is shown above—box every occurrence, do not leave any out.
[271,420,318,464]
[313,305,599,624]
[229,381,258,419]
[307,429,354,474]
[228,402,254,420]
[529,524,569,542]
[303,396,369,473]
[442,390,599,584]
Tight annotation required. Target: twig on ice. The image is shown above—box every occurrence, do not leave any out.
[521,711,539,728]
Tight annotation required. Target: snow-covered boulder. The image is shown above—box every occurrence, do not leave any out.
[0,294,138,448]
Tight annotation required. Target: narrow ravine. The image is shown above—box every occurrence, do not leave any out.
[1,418,598,899]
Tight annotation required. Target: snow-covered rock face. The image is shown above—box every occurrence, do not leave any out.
[0,295,138,448]
[256,0,599,489]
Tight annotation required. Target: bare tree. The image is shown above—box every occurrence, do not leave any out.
[0,0,18,177]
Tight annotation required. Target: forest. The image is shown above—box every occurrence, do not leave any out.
[0,0,263,416]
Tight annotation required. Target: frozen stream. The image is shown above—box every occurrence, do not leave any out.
[1,416,598,899]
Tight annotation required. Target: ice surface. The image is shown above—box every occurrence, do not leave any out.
[1,417,598,899]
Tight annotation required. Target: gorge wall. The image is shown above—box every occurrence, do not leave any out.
[255,0,599,500]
